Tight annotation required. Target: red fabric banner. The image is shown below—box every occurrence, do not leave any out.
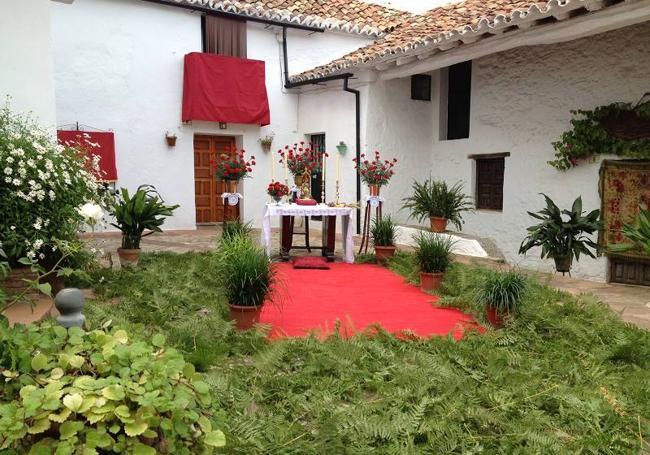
[57,130,118,182]
[182,52,270,126]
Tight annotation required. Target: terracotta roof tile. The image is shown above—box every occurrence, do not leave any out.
[173,0,413,35]
[290,0,616,82]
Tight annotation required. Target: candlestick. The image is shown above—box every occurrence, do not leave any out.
[321,151,326,204]
[335,179,340,205]
[336,153,340,181]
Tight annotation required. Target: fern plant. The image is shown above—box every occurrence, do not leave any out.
[414,232,454,273]
[371,216,397,247]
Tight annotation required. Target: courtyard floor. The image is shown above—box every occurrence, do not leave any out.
[83,226,650,330]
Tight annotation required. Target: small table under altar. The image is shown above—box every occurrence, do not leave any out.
[261,203,355,263]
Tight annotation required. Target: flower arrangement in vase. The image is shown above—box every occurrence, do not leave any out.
[267,181,289,204]
[212,146,255,192]
[353,150,397,196]
[278,142,325,182]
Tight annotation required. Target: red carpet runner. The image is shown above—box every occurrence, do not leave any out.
[260,263,476,340]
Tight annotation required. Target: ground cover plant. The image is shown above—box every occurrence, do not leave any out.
[80,251,650,454]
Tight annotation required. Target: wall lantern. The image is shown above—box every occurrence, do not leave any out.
[219,122,228,130]
[165,132,177,147]
[336,141,348,155]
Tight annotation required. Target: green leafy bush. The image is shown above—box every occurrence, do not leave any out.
[414,232,454,274]
[214,236,277,307]
[402,178,472,230]
[371,216,397,247]
[110,185,179,249]
[474,270,528,314]
[0,321,225,454]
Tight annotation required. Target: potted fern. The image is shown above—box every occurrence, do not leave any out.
[215,234,278,330]
[475,270,528,328]
[519,194,601,274]
[414,232,454,291]
[110,185,179,267]
[402,178,473,233]
[371,216,398,264]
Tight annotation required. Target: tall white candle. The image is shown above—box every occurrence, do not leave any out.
[336,153,340,181]
[271,152,276,182]
[322,151,326,194]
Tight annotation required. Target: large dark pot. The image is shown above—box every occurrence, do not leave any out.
[429,217,448,233]
[374,245,396,264]
[553,255,573,273]
[229,304,263,330]
[117,248,141,267]
[420,272,444,292]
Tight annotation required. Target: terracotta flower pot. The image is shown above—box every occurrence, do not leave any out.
[485,305,505,329]
[369,184,381,197]
[117,248,141,267]
[3,267,39,296]
[374,245,396,264]
[229,304,263,330]
[420,272,444,292]
[165,135,177,147]
[429,217,448,233]
[553,255,573,273]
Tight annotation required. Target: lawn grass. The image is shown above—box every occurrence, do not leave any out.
[86,251,650,454]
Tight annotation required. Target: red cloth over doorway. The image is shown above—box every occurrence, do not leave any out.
[182,52,270,126]
[56,130,118,182]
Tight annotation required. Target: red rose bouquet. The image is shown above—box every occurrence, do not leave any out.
[213,147,256,181]
[278,142,325,176]
[267,181,289,202]
[353,150,397,186]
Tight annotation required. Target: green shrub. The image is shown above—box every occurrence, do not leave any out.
[474,270,528,314]
[221,219,252,242]
[371,216,397,247]
[414,232,454,273]
[0,321,225,454]
[402,178,473,230]
[110,185,179,249]
[214,236,277,307]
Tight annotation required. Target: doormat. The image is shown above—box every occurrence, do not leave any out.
[292,256,330,269]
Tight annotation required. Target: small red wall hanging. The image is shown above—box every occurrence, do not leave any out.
[57,130,118,182]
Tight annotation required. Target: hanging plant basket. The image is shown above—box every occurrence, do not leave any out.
[600,110,650,140]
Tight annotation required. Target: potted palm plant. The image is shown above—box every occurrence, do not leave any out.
[371,216,398,264]
[215,234,278,330]
[519,194,601,274]
[474,270,528,328]
[110,185,179,267]
[402,178,473,233]
[414,232,454,291]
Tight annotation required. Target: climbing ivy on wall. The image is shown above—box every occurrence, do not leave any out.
[549,96,650,171]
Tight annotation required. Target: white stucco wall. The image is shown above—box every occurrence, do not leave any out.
[50,0,370,230]
[0,0,57,128]
[367,21,650,281]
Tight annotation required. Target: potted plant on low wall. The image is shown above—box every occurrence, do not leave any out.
[110,185,179,267]
[519,194,601,274]
[414,231,454,292]
[215,234,278,330]
[475,270,528,328]
[371,216,398,264]
[402,178,472,233]
[353,150,397,196]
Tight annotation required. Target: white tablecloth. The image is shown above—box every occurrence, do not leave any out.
[261,203,355,263]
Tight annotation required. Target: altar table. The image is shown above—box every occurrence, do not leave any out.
[261,204,355,263]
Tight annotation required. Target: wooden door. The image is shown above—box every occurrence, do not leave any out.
[194,135,238,223]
